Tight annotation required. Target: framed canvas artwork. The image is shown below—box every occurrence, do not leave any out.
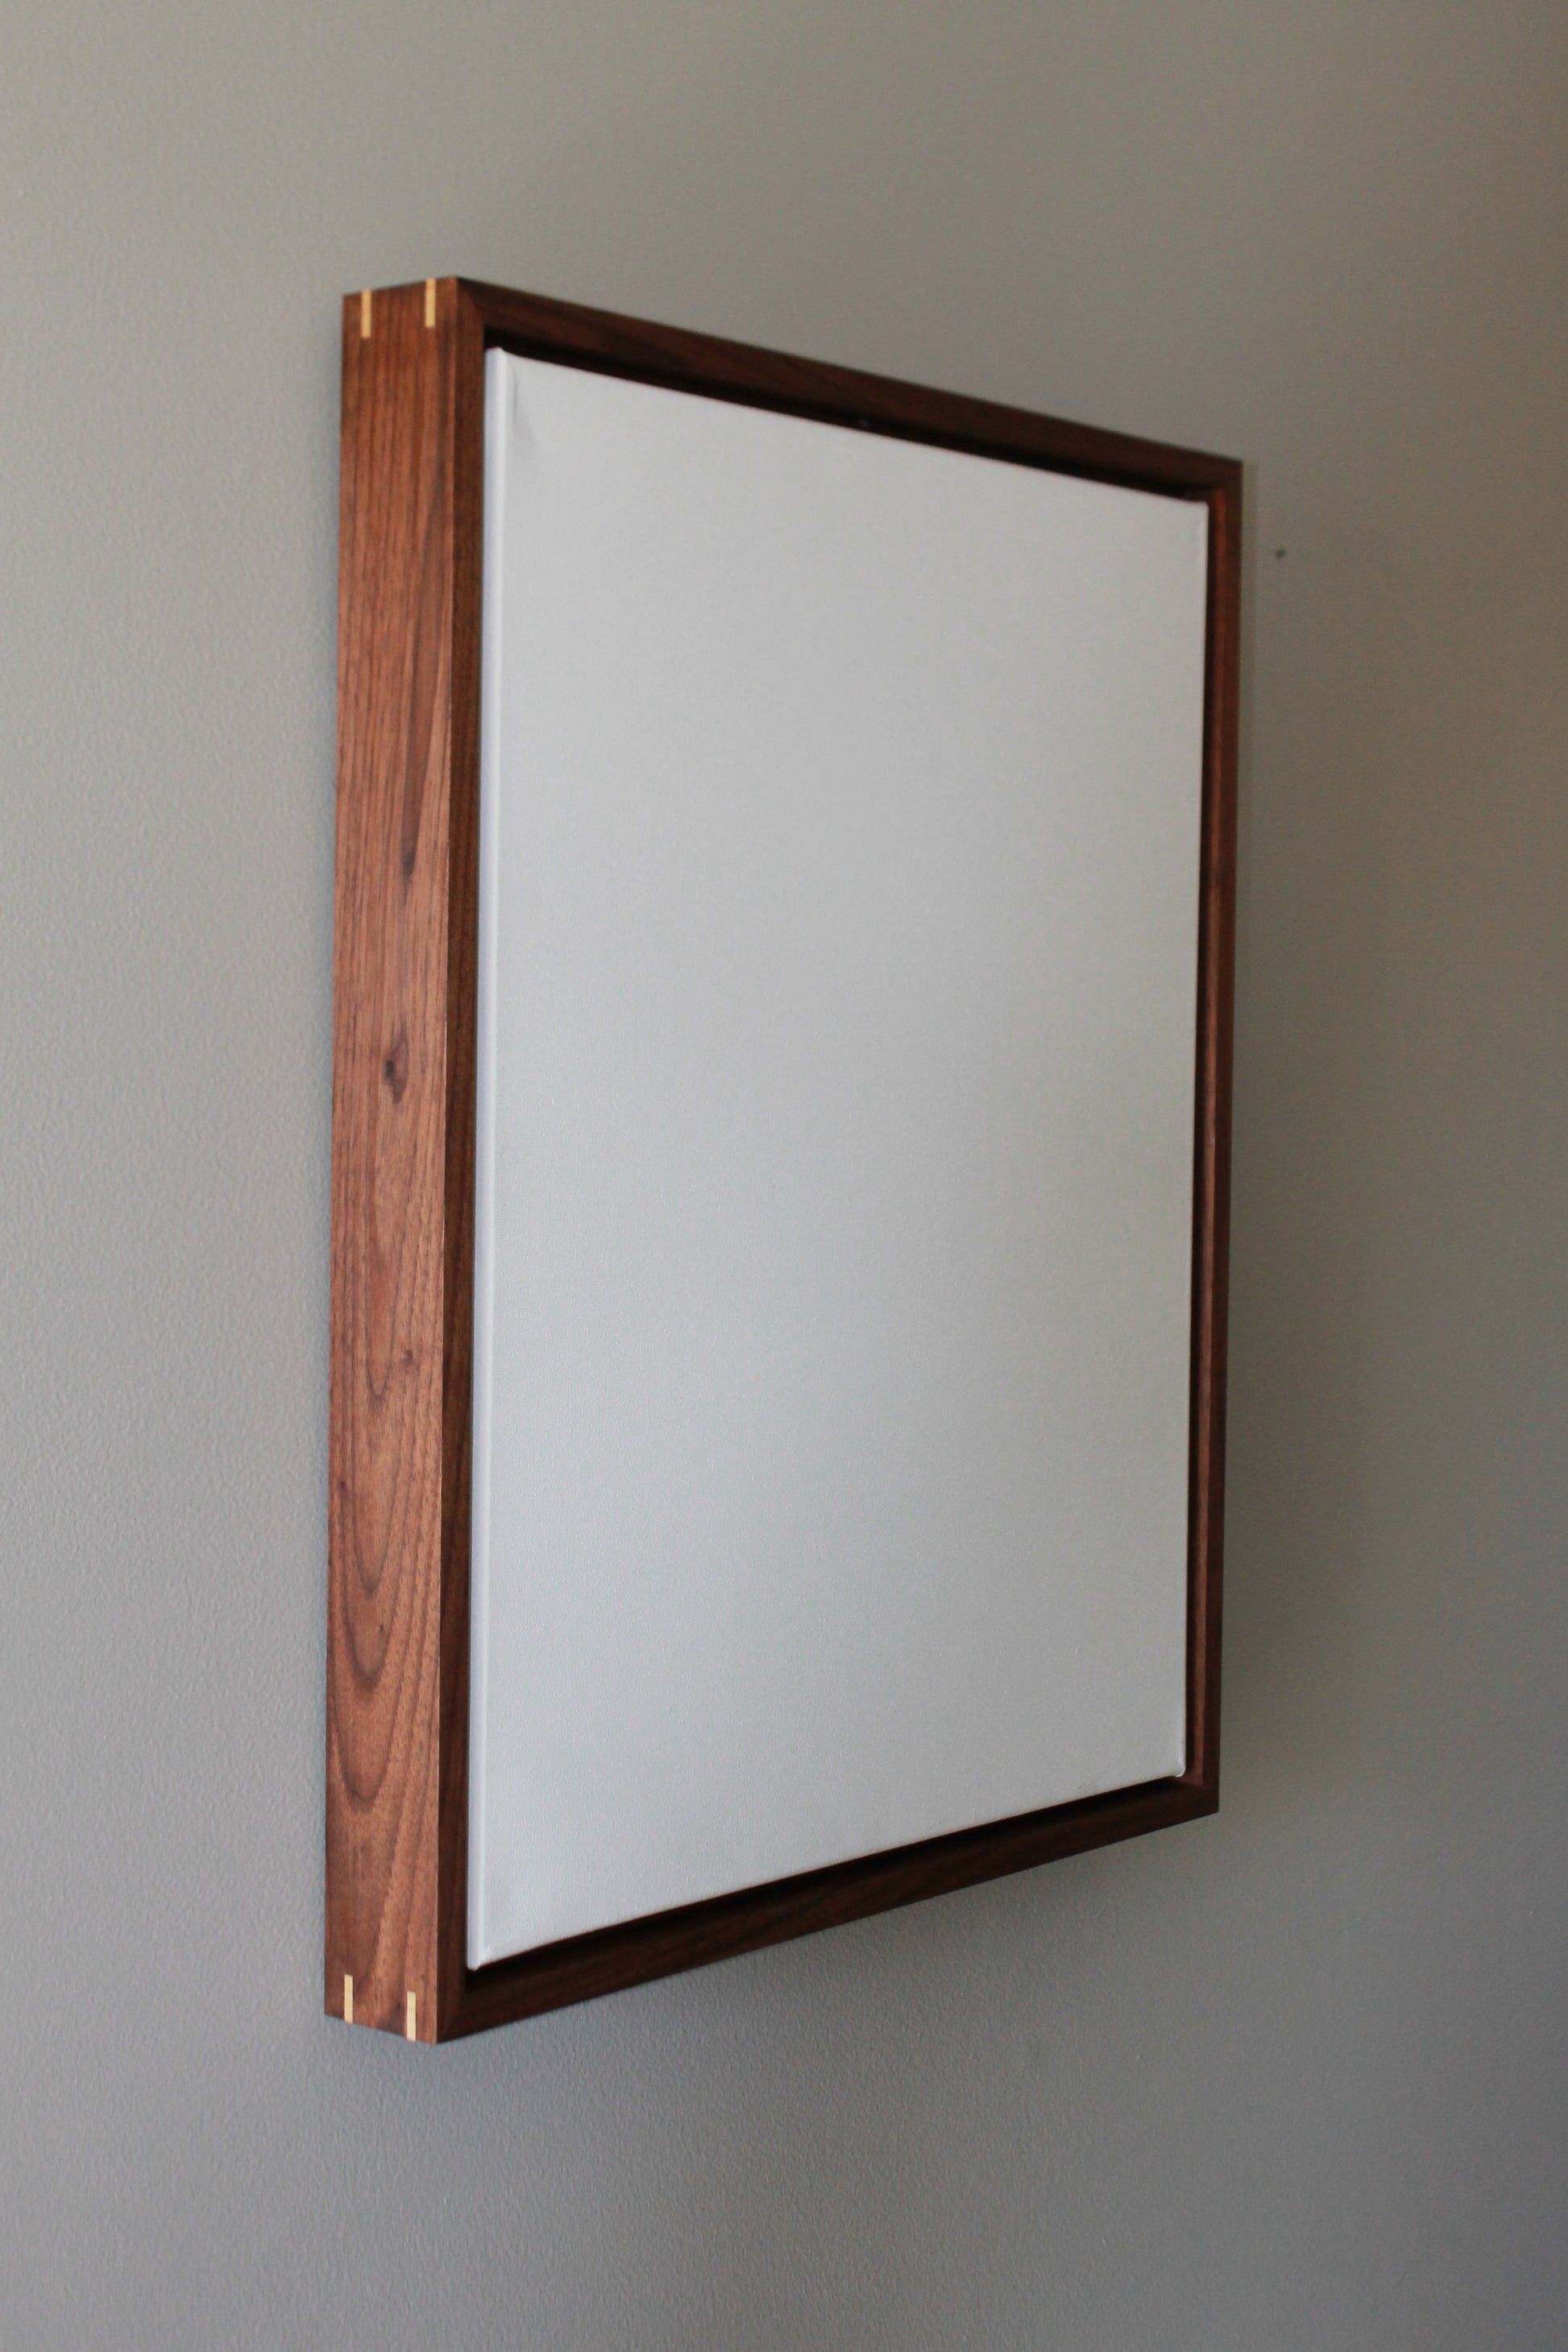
[326,279,1239,2042]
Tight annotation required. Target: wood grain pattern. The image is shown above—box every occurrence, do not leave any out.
[326,280,466,2040]
[326,278,1241,2040]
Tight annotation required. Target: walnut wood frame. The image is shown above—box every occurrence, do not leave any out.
[326,277,1240,2043]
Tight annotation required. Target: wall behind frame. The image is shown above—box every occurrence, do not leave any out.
[2,4,1565,2346]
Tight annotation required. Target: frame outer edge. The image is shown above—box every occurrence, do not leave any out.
[1184,463,1241,1806]
[326,282,459,2041]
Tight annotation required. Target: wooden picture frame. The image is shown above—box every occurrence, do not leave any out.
[326,277,1240,2043]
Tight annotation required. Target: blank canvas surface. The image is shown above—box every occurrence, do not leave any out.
[470,349,1209,1967]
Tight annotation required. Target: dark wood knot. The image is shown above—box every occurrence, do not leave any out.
[383,1025,409,1102]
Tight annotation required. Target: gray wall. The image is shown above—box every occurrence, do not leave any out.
[2,3,1565,2345]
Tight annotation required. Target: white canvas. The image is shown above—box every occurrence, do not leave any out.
[470,348,1209,1967]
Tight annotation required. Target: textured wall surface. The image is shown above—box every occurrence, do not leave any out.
[2,5,1565,2346]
